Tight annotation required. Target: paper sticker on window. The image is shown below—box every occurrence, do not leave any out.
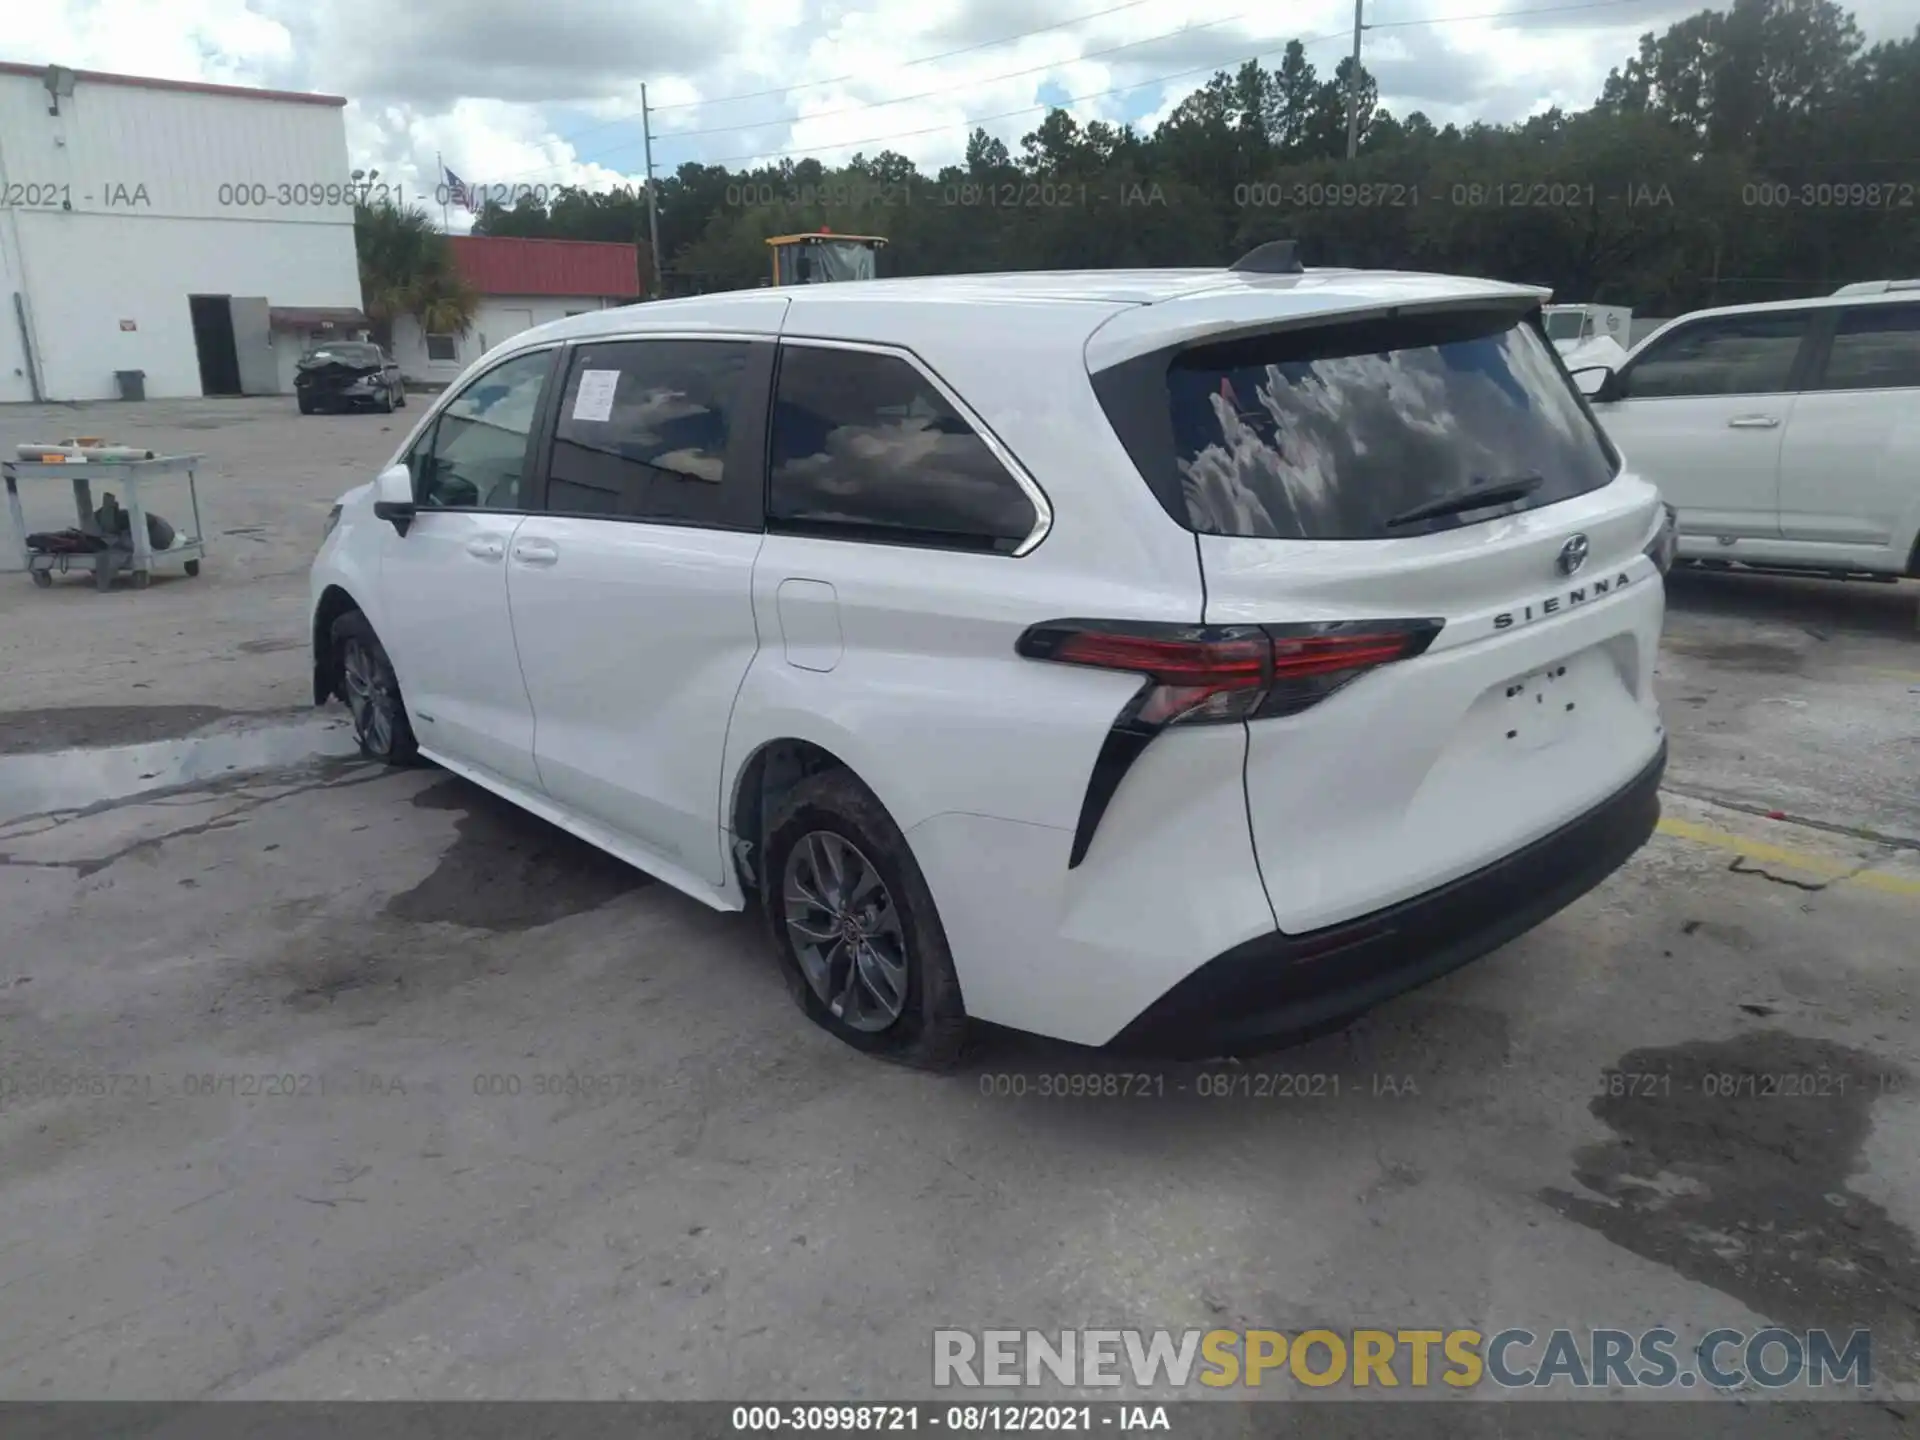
[572,369,620,423]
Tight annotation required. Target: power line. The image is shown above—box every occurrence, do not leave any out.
[661,0,1663,163]
[674,30,1355,169]
[654,6,1260,143]
[474,0,1662,187]
[662,0,1662,170]
[482,0,1174,165]
[1364,0,1659,30]
[650,0,1170,113]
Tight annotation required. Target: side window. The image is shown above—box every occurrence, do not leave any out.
[1620,311,1811,399]
[1816,304,1920,392]
[545,339,755,525]
[767,346,1038,554]
[412,348,552,510]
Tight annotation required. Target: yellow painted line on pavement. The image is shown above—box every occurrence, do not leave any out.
[1656,817,1920,899]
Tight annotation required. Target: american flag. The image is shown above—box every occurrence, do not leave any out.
[444,166,477,213]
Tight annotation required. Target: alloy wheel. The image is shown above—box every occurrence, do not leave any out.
[341,638,395,755]
[781,830,909,1032]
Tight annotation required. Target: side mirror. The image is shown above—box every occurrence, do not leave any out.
[371,464,416,536]
[1569,364,1621,402]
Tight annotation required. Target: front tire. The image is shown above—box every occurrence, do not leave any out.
[763,770,968,1069]
[329,611,418,765]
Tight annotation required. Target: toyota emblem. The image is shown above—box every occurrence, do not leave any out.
[1556,533,1590,577]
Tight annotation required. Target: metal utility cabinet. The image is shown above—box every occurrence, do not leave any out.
[3,454,207,591]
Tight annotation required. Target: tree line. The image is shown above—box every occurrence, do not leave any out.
[467,0,1919,312]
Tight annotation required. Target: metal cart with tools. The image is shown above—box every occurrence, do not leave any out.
[3,453,207,592]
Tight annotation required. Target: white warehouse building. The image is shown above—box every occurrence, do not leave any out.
[0,62,366,403]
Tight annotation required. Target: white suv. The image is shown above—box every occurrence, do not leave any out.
[1574,280,1920,582]
[310,248,1674,1066]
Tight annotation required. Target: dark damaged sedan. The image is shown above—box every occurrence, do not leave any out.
[294,342,407,415]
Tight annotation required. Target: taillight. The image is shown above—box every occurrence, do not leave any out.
[1017,618,1443,726]
[1025,626,1269,725]
[1017,617,1444,867]
[1644,502,1678,576]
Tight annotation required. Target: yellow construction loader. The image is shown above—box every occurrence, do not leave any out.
[766,230,888,286]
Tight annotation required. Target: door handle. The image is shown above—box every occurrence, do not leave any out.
[464,536,505,560]
[512,539,559,567]
[1727,415,1781,429]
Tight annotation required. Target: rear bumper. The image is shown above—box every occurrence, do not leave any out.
[1107,739,1667,1056]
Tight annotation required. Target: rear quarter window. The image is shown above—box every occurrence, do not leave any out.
[767,344,1038,553]
[1148,309,1618,540]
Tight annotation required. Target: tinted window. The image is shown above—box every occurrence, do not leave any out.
[303,343,381,366]
[1160,310,1617,541]
[1543,311,1587,342]
[1817,304,1920,392]
[768,346,1037,553]
[546,340,753,525]
[413,348,551,510]
[1622,311,1810,399]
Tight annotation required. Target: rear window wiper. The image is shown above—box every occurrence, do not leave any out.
[1384,473,1543,529]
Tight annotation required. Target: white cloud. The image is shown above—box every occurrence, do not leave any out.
[8,0,294,87]
[6,0,1913,198]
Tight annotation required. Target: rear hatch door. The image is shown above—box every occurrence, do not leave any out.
[1096,298,1668,933]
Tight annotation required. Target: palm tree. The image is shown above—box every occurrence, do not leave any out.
[354,200,479,350]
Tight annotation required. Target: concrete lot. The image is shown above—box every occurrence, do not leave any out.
[0,398,408,745]
[1,399,1918,1418]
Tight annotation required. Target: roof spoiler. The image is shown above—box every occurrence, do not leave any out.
[1832,279,1920,296]
[1229,239,1304,275]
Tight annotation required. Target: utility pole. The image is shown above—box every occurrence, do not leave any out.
[1344,0,1364,160]
[640,83,665,299]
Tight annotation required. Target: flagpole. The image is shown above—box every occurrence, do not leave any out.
[437,150,448,231]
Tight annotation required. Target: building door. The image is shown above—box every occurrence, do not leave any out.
[229,296,279,395]
[188,295,242,396]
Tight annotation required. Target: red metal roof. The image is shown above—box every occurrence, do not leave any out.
[0,60,345,106]
[449,236,643,300]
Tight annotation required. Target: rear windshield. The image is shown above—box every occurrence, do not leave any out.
[1161,309,1618,540]
[301,344,381,366]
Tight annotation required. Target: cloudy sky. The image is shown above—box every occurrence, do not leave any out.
[7,0,1917,219]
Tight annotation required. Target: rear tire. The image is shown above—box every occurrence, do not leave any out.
[762,769,968,1070]
[329,610,418,765]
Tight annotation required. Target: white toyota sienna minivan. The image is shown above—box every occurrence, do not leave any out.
[310,243,1674,1067]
